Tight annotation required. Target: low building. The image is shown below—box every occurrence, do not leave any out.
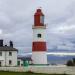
[17,56,32,66]
[0,39,18,67]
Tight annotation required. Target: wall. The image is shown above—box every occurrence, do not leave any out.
[0,66,75,75]
[17,59,23,66]
[30,65,75,75]
[0,52,5,66]
[6,51,17,66]
[33,28,46,42]
[0,51,17,66]
[32,52,47,64]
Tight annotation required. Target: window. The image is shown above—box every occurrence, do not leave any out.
[37,34,41,38]
[40,16,44,24]
[9,60,12,65]
[9,52,12,56]
[0,52,2,56]
[17,61,20,66]
[0,61,1,66]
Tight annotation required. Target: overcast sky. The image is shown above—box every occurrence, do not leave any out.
[0,0,75,52]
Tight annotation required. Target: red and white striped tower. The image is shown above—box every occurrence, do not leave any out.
[32,9,47,64]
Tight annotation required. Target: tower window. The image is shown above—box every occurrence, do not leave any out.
[40,16,44,24]
[37,34,41,38]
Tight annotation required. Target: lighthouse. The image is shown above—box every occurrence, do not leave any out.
[32,9,47,64]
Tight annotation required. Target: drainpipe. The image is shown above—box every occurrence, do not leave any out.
[5,51,6,66]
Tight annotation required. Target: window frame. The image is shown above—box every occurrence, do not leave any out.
[9,60,12,65]
[37,34,42,38]
[9,52,12,56]
[0,51,2,56]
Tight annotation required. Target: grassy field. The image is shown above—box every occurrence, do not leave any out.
[0,71,68,75]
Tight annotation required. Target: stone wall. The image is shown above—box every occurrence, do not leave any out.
[0,65,75,75]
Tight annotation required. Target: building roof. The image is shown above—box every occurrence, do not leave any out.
[0,46,18,51]
[35,9,44,16]
[18,56,32,61]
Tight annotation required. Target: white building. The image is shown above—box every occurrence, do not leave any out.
[0,40,18,67]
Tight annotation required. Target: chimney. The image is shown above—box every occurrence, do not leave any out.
[0,39,3,47]
[10,41,13,47]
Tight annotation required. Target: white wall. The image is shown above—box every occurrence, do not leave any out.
[0,66,75,75]
[30,66,75,75]
[32,52,47,64]
[0,52,6,66]
[0,51,17,66]
[6,51,17,66]
[33,29,46,42]
[17,59,23,66]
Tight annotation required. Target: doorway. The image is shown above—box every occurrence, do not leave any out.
[0,61,1,66]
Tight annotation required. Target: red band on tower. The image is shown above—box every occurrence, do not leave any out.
[32,42,47,51]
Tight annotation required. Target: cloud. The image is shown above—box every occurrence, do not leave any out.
[0,0,75,52]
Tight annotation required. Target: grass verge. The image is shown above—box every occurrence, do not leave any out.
[0,71,69,75]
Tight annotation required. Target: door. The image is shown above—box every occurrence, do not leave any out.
[0,61,1,67]
[17,61,20,66]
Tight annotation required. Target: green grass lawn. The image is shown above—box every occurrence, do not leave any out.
[0,71,68,75]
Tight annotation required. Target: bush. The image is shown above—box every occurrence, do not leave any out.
[66,60,74,66]
[73,58,75,64]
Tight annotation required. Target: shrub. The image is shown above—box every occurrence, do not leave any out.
[66,60,74,66]
[73,58,75,64]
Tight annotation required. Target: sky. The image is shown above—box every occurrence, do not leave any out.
[0,0,75,52]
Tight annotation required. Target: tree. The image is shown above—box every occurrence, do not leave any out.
[66,60,74,66]
[73,58,75,64]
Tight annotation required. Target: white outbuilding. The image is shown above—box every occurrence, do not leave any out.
[0,40,18,67]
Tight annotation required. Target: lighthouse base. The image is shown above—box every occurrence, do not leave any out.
[32,52,47,64]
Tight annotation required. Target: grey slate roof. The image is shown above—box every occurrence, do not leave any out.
[18,56,32,61]
[0,46,18,51]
